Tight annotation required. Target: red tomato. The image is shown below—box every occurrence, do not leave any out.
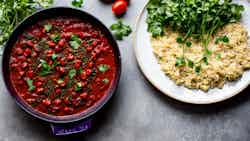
[112,0,128,15]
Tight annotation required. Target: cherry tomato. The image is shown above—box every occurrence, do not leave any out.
[112,0,128,15]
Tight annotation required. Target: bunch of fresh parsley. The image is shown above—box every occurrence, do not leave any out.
[0,0,53,46]
[147,0,244,73]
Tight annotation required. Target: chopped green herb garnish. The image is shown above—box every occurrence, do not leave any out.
[222,36,229,43]
[87,40,93,45]
[186,41,192,47]
[204,49,212,56]
[187,59,194,68]
[110,20,132,40]
[70,35,82,49]
[216,53,221,60]
[68,69,76,79]
[175,57,185,67]
[74,82,82,91]
[215,35,230,44]
[51,53,58,60]
[72,0,84,8]
[44,24,52,32]
[26,78,36,91]
[215,38,221,44]
[102,78,109,84]
[176,37,183,44]
[39,59,51,76]
[82,56,89,63]
[69,41,80,49]
[203,57,209,65]
[50,34,61,43]
[195,66,201,74]
[98,64,109,73]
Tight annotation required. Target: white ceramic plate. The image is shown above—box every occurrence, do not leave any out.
[133,0,250,104]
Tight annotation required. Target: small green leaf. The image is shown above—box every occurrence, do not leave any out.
[195,65,201,74]
[186,41,192,47]
[39,59,51,76]
[102,78,109,84]
[222,36,229,43]
[175,57,185,67]
[176,37,183,43]
[72,0,84,8]
[70,34,82,49]
[110,20,132,41]
[215,37,221,44]
[203,57,208,65]
[44,24,52,32]
[216,53,221,60]
[70,41,81,49]
[51,53,58,60]
[205,49,212,56]
[187,59,194,68]
[98,64,109,72]
[77,68,83,74]
[71,35,82,42]
[26,78,36,91]
[74,82,82,91]
[68,69,76,79]
[50,34,61,43]
[82,56,89,63]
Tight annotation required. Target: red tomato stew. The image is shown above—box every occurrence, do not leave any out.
[9,17,117,116]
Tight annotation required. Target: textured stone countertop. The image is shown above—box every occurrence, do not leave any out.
[0,0,250,141]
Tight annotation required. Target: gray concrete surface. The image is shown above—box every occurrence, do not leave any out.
[1,0,250,141]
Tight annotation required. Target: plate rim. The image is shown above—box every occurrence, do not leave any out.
[132,3,250,104]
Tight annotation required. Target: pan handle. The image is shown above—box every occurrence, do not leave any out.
[50,118,92,136]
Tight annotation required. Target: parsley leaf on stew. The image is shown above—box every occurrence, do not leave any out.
[26,78,36,91]
[39,59,52,76]
[44,24,52,32]
[98,64,109,73]
[110,20,132,40]
[70,34,82,49]
[68,69,77,79]
[74,82,82,92]
[72,0,84,8]
[51,53,58,60]
[102,78,109,84]
[50,34,61,43]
